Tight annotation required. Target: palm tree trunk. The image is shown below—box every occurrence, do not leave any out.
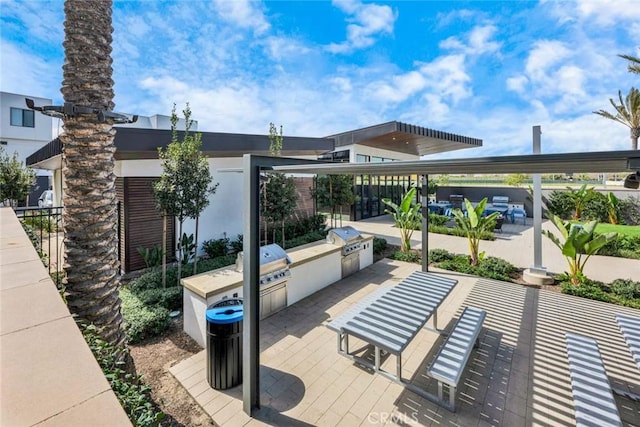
[60,0,126,351]
[632,128,639,150]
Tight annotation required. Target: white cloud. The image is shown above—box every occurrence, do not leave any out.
[0,40,62,101]
[507,75,529,94]
[263,36,311,61]
[326,0,397,54]
[572,0,640,25]
[419,55,472,104]
[0,0,63,43]
[440,25,501,56]
[368,71,426,103]
[435,9,478,28]
[525,40,571,80]
[211,0,270,35]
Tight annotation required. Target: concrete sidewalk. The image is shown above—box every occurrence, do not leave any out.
[342,215,639,284]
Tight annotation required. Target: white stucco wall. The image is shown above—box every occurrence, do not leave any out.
[117,157,245,256]
[1,92,53,176]
[181,157,244,255]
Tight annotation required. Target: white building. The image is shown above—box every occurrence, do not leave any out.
[0,92,53,204]
[27,120,481,272]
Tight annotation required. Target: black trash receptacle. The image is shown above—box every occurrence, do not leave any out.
[206,303,243,390]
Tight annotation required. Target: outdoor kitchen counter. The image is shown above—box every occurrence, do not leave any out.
[182,234,374,347]
[181,234,373,300]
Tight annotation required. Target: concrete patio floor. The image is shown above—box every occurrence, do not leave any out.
[171,259,640,426]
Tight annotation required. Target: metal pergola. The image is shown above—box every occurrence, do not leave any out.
[241,149,640,415]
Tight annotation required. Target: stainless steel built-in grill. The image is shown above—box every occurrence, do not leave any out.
[327,226,363,255]
[327,226,364,278]
[235,243,291,319]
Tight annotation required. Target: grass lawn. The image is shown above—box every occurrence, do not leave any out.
[588,222,640,237]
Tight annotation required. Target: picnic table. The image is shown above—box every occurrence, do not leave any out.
[326,271,458,382]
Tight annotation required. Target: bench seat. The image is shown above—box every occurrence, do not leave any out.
[427,306,486,411]
[615,313,640,371]
[565,333,622,427]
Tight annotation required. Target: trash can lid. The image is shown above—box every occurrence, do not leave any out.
[206,305,243,324]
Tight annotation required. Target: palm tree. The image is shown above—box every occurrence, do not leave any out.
[619,53,640,75]
[382,187,421,253]
[542,215,617,286]
[450,198,500,267]
[60,0,127,352]
[565,184,595,220]
[593,87,640,150]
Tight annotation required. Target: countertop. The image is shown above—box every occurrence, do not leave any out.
[182,234,373,299]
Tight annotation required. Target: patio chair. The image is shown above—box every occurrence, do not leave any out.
[510,208,526,225]
[494,215,504,233]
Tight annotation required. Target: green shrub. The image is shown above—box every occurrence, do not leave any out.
[20,212,58,233]
[430,252,517,281]
[599,235,640,259]
[560,281,613,303]
[428,224,495,240]
[618,196,640,226]
[373,237,387,255]
[428,213,450,226]
[547,190,575,219]
[202,236,230,258]
[230,234,243,253]
[120,288,171,344]
[581,192,609,223]
[136,287,183,311]
[20,221,48,267]
[129,268,179,291]
[81,324,165,426]
[391,250,421,263]
[427,248,454,263]
[611,279,640,299]
[137,245,162,268]
[283,230,327,250]
[476,256,518,281]
[270,213,327,244]
[439,255,476,275]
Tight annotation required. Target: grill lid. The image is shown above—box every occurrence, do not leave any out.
[326,226,362,245]
[235,243,291,273]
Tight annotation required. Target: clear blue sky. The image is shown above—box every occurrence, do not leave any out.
[1,0,638,157]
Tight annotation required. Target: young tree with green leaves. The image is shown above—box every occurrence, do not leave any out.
[261,173,297,246]
[268,122,283,157]
[542,215,617,286]
[451,198,500,266]
[382,186,421,253]
[593,87,640,150]
[0,147,36,207]
[154,104,216,284]
[312,175,355,228]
